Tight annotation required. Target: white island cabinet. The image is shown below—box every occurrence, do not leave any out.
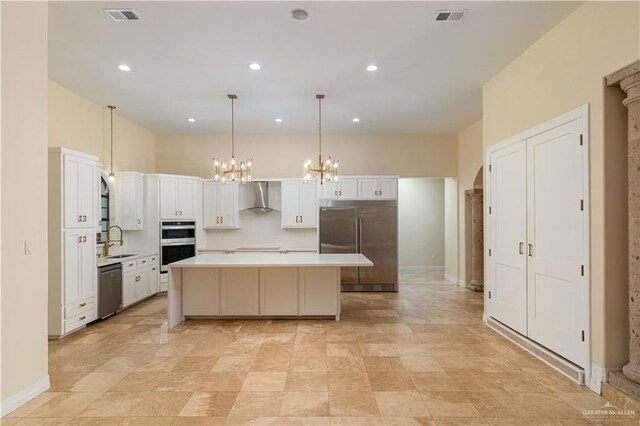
[168,253,373,327]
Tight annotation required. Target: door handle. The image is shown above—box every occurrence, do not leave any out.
[137,219,141,224]
[78,215,82,222]
[79,315,86,321]
[79,302,86,307]
[220,216,223,224]
[339,191,342,196]
[358,218,363,253]
[335,190,338,196]
[135,276,141,282]
[528,244,534,257]
[519,242,524,255]
[300,215,303,223]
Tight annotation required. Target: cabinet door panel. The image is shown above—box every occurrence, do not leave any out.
[183,268,219,316]
[319,181,338,199]
[202,181,220,228]
[220,268,259,315]
[357,178,378,199]
[80,232,96,300]
[63,156,81,229]
[526,118,587,367]
[377,179,397,199]
[134,270,149,301]
[119,175,137,230]
[122,272,136,307]
[178,180,196,219]
[79,159,97,227]
[488,141,527,335]
[218,182,239,227]
[299,181,317,228]
[160,178,179,219]
[260,268,298,315]
[281,181,301,228]
[299,268,338,315]
[135,175,144,229]
[148,265,159,296]
[338,178,358,199]
[64,230,81,305]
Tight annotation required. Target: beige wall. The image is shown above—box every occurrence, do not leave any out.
[482,1,639,369]
[457,120,483,284]
[155,133,457,178]
[1,0,49,405]
[444,177,458,280]
[398,178,445,268]
[49,81,156,173]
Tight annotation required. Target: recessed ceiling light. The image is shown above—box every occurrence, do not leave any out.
[275,118,283,123]
[366,64,378,72]
[352,118,360,122]
[290,8,309,20]
[118,64,131,71]
[187,118,196,123]
[249,63,261,71]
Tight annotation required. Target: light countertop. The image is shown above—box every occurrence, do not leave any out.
[96,252,158,268]
[199,247,317,254]
[169,252,372,268]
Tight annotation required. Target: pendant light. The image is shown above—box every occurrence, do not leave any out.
[304,94,338,184]
[213,94,252,183]
[107,105,116,182]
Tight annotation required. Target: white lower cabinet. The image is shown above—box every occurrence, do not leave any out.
[121,255,158,308]
[221,268,260,315]
[183,268,220,316]
[299,268,338,315]
[260,268,298,315]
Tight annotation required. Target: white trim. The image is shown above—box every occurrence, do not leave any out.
[484,104,591,386]
[400,266,444,272]
[443,273,466,287]
[589,364,615,395]
[0,375,50,417]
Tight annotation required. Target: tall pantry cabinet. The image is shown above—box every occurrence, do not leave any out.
[49,148,100,338]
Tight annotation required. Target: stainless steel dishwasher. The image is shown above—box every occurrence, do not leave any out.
[98,263,122,319]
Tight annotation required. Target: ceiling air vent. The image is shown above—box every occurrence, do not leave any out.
[434,10,465,22]
[104,9,140,22]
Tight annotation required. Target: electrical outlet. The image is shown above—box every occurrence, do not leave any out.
[24,241,33,255]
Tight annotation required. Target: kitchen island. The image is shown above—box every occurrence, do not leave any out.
[167,252,373,328]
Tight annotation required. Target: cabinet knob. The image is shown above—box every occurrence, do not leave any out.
[79,302,86,307]
[135,276,141,282]
[79,315,86,321]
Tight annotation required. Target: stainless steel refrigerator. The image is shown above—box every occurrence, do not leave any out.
[319,199,398,291]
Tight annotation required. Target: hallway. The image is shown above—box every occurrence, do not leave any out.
[5,272,630,425]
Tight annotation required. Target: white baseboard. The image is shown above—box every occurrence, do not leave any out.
[400,266,444,272]
[590,363,615,395]
[0,375,50,417]
[444,274,467,287]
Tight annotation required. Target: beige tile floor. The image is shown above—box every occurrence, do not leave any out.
[5,271,637,425]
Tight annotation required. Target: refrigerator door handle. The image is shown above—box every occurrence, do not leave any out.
[358,217,363,254]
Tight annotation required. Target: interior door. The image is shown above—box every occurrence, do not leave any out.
[218,182,238,227]
[358,206,398,286]
[160,178,179,219]
[489,140,528,335]
[526,118,587,367]
[178,179,196,219]
[282,181,301,227]
[319,207,358,285]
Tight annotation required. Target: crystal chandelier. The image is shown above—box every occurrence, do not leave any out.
[304,94,338,184]
[213,94,252,183]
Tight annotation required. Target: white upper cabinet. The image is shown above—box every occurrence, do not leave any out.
[319,178,358,199]
[357,177,397,200]
[282,180,317,228]
[203,181,240,229]
[160,177,197,219]
[64,154,99,229]
[119,172,144,230]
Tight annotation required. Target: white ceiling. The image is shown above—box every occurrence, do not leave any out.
[49,1,581,134]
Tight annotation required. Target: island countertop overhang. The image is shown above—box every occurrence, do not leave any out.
[168,252,373,268]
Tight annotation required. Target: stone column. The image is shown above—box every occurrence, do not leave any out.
[466,189,484,292]
[608,60,640,384]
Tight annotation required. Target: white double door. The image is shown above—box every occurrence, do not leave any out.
[489,117,587,367]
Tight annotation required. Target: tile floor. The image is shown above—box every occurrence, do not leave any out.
[5,271,637,425]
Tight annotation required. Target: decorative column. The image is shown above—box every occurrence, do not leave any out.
[466,189,484,292]
[608,60,640,384]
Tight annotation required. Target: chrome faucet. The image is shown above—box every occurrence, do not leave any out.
[103,225,124,257]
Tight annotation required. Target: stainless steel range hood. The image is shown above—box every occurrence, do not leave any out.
[240,181,280,212]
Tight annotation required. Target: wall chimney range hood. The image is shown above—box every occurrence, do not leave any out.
[240,181,279,213]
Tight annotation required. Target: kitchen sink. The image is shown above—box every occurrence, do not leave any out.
[106,254,136,259]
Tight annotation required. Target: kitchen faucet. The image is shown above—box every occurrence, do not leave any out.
[103,225,124,257]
